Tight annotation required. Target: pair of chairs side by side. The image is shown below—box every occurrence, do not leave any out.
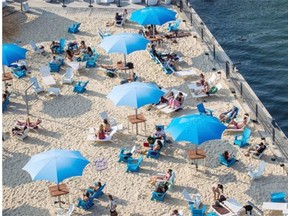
[115,14,128,27]
[77,184,106,210]
[68,23,81,34]
[86,53,99,68]
[117,146,144,172]
[154,89,188,115]
[150,172,176,202]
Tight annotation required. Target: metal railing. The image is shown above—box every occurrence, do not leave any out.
[174,0,288,160]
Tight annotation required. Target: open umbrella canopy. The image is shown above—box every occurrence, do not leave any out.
[2,43,28,66]
[166,114,227,145]
[22,149,89,184]
[130,6,176,26]
[99,33,149,55]
[107,82,164,109]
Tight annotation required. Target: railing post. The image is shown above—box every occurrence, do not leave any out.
[240,82,243,97]
[190,13,193,24]
[213,44,216,59]
[225,61,230,79]
[201,28,204,42]
[255,104,258,123]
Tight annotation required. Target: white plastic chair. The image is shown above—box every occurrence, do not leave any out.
[99,111,117,127]
[30,77,45,94]
[87,126,118,143]
[248,161,266,180]
[62,68,74,84]
[56,204,74,216]
[40,66,56,86]
[182,189,201,207]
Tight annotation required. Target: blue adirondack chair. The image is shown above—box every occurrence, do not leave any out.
[49,62,61,72]
[77,197,94,210]
[270,192,286,202]
[55,38,66,54]
[197,103,213,116]
[218,154,236,167]
[90,184,106,199]
[126,156,143,172]
[13,69,26,79]
[150,191,167,202]
[86,53,99,68]
[167,19,181,32]
[68,23,81,33]
[224,106,239,123]
[161,62,175,75]
[190,204,207,216]
[73,81,89,93]
[2,98,9,112]
[234,127,251,148]
[118,146,136,163]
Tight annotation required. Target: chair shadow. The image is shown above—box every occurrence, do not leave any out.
[3,204,50,216]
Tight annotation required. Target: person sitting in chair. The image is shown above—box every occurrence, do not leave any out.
[65,50,74,62]
[194,81,210,95]
[219,105,238,123]
[115,13,123,25]
[154,127,166,140]
[168,92,184,109]
[227,113,249,129]
[149,169,173,186]
[196,73,205,86]
[103,119,111,133]
[223,151,234,162]
[86,181,102,195]
[155,184,169,194]
[50,56,60,65]
[50,41,60,54]
[138,140,162,155]
[121,9,128,19]
[156,91,174,106]
[245,142,266,157]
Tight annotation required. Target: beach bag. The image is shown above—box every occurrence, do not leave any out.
[219,195,227,202]
[209,86,218,94]
[106,71,115,78]
[126,62,134,69]
[147,136,155,144]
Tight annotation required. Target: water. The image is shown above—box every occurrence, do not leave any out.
[190,0,288,136]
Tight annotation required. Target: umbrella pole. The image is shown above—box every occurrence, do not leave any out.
[135,108,138,135]
[124,54,126,66]
[153,26,155,37]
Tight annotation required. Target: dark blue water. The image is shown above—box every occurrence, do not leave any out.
[190,0,288,136]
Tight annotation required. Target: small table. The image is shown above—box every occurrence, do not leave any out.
[127,113,146,135]
[116,62,134,79]
[186,149,206,168]
[48,87,60,96]
[48,183,69,207]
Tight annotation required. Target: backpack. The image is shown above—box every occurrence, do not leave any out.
[209,86,218,94]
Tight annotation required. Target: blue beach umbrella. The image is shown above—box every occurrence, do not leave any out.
[99,33,149,64]
[22,149,89,188]
[130,6,176,26]
[107,82,164,134]
[107,81,164,110]
[166,114,226,149]
[2,43,28,66]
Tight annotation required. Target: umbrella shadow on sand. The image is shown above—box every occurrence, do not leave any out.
[3,205,50,216]
[42,95,92,118]
[2,148,32,187]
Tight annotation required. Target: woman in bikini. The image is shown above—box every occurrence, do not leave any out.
[227,114,249,129]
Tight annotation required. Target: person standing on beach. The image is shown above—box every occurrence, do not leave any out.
[107,195,118,216]
[212,184,224,200]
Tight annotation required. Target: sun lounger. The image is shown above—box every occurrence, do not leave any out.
[62,68,74,84]
[248,161,266,180]
[188,73,217,91]
[98,28,111,39]
[173,70,197,77]
[211,205,235,216]
[160,90,188,115]
[87,126,118,143]
[190,83,223,99]
[221,198,243,215]
[40,66,56,86]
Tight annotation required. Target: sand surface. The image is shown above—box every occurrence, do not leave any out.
[2,5,288,216]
